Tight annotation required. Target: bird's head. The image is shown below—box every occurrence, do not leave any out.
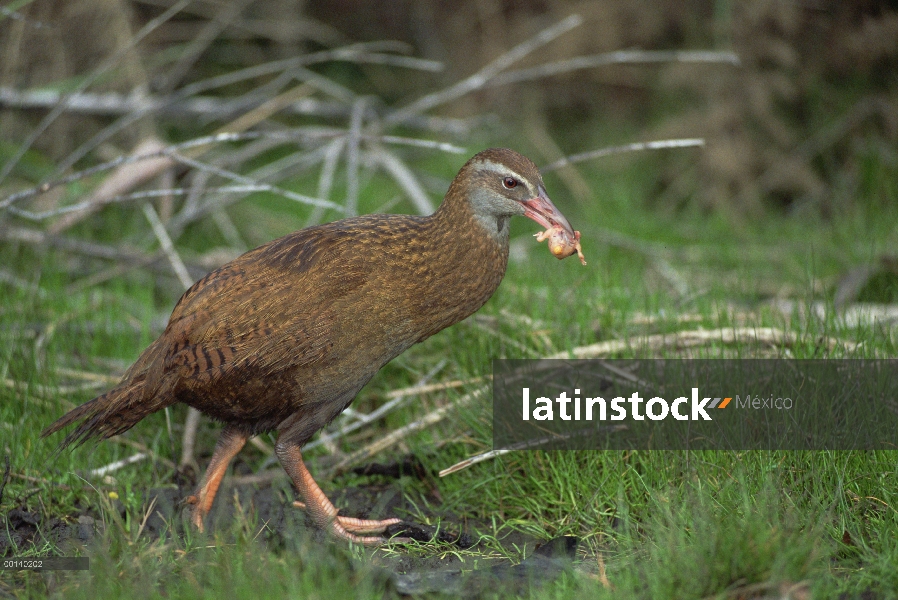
[448,148,576,251]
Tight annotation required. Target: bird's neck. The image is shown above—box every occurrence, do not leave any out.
[432,180,512,248]
[399,183,509,338]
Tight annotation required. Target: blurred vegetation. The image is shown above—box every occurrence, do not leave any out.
[3,1,897,214]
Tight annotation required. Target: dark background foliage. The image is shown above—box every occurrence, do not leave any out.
[2,0,896,214]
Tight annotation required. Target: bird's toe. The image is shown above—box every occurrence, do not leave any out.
[292,499,405,542]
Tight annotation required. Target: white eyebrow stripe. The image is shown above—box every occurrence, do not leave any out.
[471,159,537,196]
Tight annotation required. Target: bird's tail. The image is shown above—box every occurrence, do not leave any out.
[41,376,173,450]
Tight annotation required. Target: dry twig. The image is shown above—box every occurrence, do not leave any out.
[384,14,583,127]
[437,327,857,476]
[105,436,178,472]
[0,0,193,185]
[142,203,193,289]
[489,49,739,87]
[328,385,489,476]
[88,453,148,478]
[546,327,857,358]
[541,139,705,172]
[303,360,447,452]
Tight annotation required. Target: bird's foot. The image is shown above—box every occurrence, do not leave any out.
[292,500,409,545]
[183,494,209,532]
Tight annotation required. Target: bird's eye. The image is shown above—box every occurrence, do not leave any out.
[502,177,518,189]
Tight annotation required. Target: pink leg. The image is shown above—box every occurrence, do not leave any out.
[185,427,247,532]
[276,443,404,545]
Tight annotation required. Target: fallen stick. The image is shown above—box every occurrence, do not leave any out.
[88,453,148,478]
[238,327,859,482]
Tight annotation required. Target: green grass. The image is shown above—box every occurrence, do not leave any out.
[2,148,897,599]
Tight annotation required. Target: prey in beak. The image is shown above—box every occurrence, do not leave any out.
[522,185,586,265]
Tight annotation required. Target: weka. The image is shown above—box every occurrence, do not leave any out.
[43,148,582,544]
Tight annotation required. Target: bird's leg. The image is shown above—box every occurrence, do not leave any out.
[275,442,403,545]
[185,426,247,532]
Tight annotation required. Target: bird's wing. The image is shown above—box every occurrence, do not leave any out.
[144,224,370,394]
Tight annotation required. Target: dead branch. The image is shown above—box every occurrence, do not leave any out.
[88,453,148,478]
[541,139,705,172]
[547,327,858,358]
[384,14,583,127]
[303,360,447,453]
[489,49,740,87]
[141,203,193,288]
[328,385,489,476]
[0,0,193,185]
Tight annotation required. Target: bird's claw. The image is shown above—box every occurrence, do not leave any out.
[291,499,406,545]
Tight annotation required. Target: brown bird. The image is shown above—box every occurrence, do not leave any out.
[42,148,581,544]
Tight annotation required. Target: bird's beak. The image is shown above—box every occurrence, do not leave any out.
[521,185,575,237]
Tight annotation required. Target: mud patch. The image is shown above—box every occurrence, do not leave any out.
[0,507,97,558]
[2,463,581,597]
[389,536,579,596]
